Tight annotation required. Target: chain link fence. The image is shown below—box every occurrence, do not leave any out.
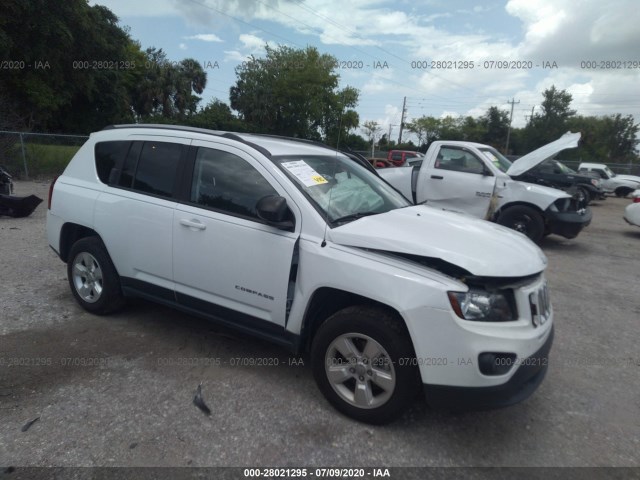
[0,131,637,178]
[0,131,89,180]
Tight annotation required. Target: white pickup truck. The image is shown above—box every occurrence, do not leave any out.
[578,163,640,197]
[379,133,592,244]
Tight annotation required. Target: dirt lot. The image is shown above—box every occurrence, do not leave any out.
[1,180,639,470]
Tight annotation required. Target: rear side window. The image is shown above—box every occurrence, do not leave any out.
[132,142,183,198]
[94,141,131,184]
[190,147,277,219]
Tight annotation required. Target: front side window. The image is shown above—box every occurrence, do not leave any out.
[479,148,512,173]
[273,154,410,225]
[435,147,485,174]
[535,161,556,175]
[190,147,278,219]
[132,142,183,197]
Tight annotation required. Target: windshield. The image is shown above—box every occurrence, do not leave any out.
[479,147,512,173]
[604,166,616,177]
[273,154,410,225]
[553,160,576,174]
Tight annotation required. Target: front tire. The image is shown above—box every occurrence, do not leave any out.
[67,237,125,315]
[496,205,545,244]
[311,306,420,424]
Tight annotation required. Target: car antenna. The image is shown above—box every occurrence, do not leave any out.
[321,91,347,248]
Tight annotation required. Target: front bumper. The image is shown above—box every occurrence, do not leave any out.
[544,207,592,239]
[423,326,554,411]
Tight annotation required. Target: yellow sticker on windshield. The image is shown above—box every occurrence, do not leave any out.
[311,175,328,184]
[282,160,328,186]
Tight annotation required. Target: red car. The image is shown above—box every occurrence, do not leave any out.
[387,150,423,167]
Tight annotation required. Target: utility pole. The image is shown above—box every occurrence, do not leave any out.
[525,105,536,125]
[397,97,407,144]
[388,124,397,144]
[504,97,520,154]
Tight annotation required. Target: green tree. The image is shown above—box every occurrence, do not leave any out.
[341,133,369,151]
[362,121,382,156]
[480,107,509,147]
[406,116,440,147]
[525,86,576,149]
[229,45,359,141]
[0,1,208,132]
[439,116,465,141]
[131,48,206,121]
[566,114,639,162]
[0,0,143,132]
[184,99,245,131]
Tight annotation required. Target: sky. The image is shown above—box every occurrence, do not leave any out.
[90,0,640,143]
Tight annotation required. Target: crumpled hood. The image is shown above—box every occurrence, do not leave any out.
[329,206,547,277]
[507,132,581,177]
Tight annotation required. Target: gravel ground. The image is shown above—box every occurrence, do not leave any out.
[0,180,639,470]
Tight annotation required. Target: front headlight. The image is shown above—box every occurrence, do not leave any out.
[447,289,516,322]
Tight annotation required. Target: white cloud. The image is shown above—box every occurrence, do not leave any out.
[239,33,268,51]
[179,42,187,50]
[506,0,640,62]
[184,33,223,42]
[223,50,247,62]
[223,33,277,62]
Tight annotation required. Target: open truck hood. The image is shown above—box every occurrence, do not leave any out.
[329,205,547,278]
[507,132,581,177]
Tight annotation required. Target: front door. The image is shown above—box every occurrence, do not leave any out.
[418,146,495,218]
[172,141,300,331]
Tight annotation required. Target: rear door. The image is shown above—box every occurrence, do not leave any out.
[94,137,189,296]
[417,145,495,218]
[172,140,300,332]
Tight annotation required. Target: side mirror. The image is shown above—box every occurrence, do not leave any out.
[256,195,294,231]
[482,166,493,177]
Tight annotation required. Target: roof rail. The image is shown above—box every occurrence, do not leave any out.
[101,124,272,158]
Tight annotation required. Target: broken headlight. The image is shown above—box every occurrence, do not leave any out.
[447,289,516,322]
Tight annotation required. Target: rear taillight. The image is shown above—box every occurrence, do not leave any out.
[48,175,59,210]
[633,197,640,203]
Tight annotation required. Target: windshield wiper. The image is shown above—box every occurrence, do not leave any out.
[332,211,379,224]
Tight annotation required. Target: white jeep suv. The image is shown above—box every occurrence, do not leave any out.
[47,125,554,424]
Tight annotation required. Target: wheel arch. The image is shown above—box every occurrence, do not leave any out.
[299,287,410,354]
[59,223,100,263]
[493,201,545,222]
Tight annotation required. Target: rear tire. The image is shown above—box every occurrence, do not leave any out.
[311,306,420,424]
[67,237,125,315]
[496,205,545,244]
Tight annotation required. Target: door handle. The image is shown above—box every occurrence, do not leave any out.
[179,219,206,230]
[431,175,444,180]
